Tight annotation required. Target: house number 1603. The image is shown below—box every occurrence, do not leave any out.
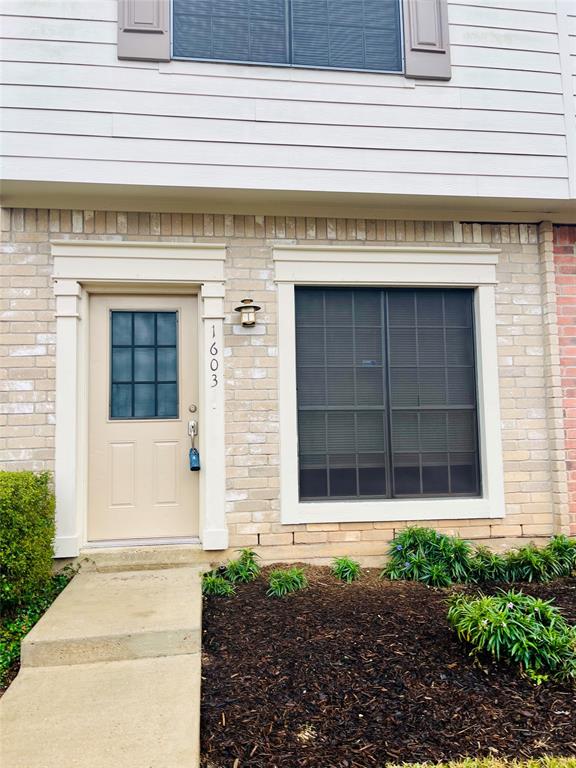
[210,324,219,388]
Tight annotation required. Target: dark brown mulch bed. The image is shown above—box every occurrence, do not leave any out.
[201,569,576,767]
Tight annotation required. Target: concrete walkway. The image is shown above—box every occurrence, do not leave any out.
[1,561,204,768]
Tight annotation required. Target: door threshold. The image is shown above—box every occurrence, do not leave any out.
[85,537,202,549]
[79,538,214,573]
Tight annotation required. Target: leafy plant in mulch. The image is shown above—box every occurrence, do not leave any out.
[383,527,474,585]
[224,548,261,583]
[331,556,361,583]
[383,527,576,587]
[391,760,576,768]
[468,545,509,584]
[203,549,261,597]
[447,589,576,684]
[202,571,236,597]
[267,566,308,597]
[1,566,74,688]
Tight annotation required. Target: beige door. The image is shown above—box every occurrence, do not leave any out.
[88,295,199,541]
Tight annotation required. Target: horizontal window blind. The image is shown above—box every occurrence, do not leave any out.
[291,0,401,72]
[295,287,481,501]
[173,0,402,72]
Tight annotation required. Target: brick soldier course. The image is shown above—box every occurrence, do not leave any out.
[0,209,573,564]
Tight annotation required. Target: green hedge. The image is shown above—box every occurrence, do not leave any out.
[0,471,55,610]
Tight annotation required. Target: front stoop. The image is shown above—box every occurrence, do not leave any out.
[22,568,202,666]
[0,567,203,768]
[78,544,217,573]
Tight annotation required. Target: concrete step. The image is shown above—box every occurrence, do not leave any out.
[79,543,217,573]
[22,567,202,667]
[0,654,201,768]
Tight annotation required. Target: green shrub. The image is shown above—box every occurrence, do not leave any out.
[267,567,308,598]
[468,546,509,584]
[382,526,473,586]
[382,527,576,587]
[331,556,361,583]
[546,534,576,574]
[0,471,55,610]
[224,548,261,583]
[202,571,235,597]
[0,566,73,686]
[447,589,576,684]
[504,538,575,583]
[389,759,576,768]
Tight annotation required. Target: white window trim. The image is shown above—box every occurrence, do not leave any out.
[51,240,228,557]
[275,245,505,524]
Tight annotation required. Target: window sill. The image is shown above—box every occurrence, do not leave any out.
[282,497,504,525]
[159,59,413,88]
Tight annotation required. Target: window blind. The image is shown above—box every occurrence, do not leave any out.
[173,0,289,64]
[295,287,481,501]
[173,0,402,72]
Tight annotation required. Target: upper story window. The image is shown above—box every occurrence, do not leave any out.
[172,0,403,73]
[118,0,451,81]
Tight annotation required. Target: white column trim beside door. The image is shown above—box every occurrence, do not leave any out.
[51,240,227,557]
[53,279,83,556]
[199,282,227,550]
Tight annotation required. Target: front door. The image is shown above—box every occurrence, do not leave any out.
[88,295,199,542]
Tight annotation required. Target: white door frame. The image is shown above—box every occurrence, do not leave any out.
[51,240,228,557]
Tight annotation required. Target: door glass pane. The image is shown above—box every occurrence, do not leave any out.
[157,348,177,382]
[112,348,132,383]
[134,348,155,382]
[134,312,155,345]
[134,383,155,418]
[157,312,177,345]
[110,311,179,420]
[157,383,178,419]
[111,384,132,419]
[112,312,132,345]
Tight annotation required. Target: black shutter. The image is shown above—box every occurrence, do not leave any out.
[173,0,289,64]
[291,0,402,72]
[295,287,480,501]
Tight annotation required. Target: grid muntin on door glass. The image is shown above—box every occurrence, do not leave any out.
[109,310,179,420]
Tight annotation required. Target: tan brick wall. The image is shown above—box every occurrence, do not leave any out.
[0,209,568,563]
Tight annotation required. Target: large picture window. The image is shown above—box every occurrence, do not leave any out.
[172,0,402,73]
[295,287,481,501]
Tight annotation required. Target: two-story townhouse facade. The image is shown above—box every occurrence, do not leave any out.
[1,0,575,563]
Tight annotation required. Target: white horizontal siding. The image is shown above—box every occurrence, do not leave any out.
[2,108,566,156]
[3,132,568,178]
[4,156,568,200]
[0,0,573,202]
[2,85,566,134]
[0,0,117,21]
